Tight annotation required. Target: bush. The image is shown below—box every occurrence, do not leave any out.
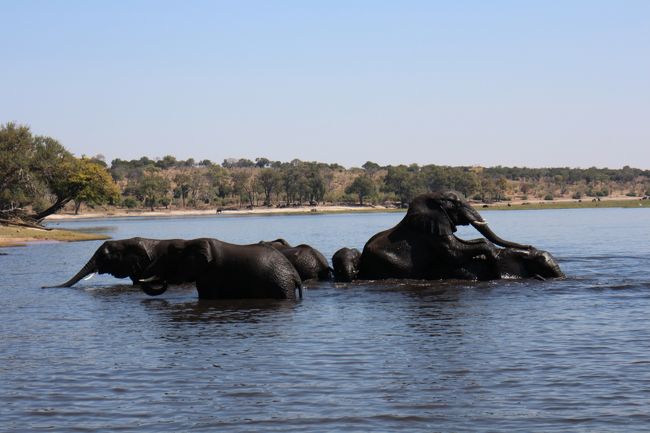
[122,197,139,208]
[572,192,582,199]
[544,194,554,201]
[626,192,637,197]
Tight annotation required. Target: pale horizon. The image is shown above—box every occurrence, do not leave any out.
[2,1,649,169]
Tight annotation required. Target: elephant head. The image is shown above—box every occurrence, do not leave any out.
[138,238,213,296]
[260,238,291,249]
[497,248,565,280]
[332,247,361,282]
[44,237,157,288]
[404,191,530,249]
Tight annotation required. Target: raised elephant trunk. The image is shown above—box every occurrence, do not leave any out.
[470,220,531,250]
[42,256,98,288]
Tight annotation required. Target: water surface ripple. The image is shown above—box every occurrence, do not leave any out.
[1,209,650,432]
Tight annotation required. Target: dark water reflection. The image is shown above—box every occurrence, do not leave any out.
[2,209,650,432]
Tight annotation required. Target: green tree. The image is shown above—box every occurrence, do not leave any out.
[137,170,171,211]
[258,168,281,205]
[173,172,192,208]
[206,165,232,201]
[231,169,259,207]
[71,159,121,214]
[346,175,376,205]
[383,165,424,205]
[0,122,36,210]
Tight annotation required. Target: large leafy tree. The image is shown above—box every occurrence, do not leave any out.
[0,123,36,209]
[71,159,121,214]
[1,123,120,221]
[258,168,281,205]
[346,175,376,205]
[137,169,171,211]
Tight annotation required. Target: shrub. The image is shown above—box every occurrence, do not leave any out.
[122,197,139,208]
[572,192,582,199]
[544,194,554,201]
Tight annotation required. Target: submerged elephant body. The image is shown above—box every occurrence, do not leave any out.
[353,191,563,282]
[260,239,332,281]
[332,247,361,282]
[462,247,563,280]
[47,191,562,299]
[140,238,303,300]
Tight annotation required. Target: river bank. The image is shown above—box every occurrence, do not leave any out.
[43,195,648,221]
[2,195,646,248]
[0,225,110,248]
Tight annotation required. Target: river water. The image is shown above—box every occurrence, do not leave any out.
[1,208,649,432]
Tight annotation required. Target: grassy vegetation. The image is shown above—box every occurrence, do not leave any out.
[0,225,110,247]
[482,199,649,211]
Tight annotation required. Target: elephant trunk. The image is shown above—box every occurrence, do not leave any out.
[138,258,169,296]
[140,277,169,296]
[470,220,531,250]
[43,257,97,288]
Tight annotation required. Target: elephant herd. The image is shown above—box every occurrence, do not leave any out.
[45,191,564,299]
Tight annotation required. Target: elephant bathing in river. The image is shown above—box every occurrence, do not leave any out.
[334,191,563,281]
[331,247,361,282]
[260,239,332,281]
[139,238,303,300]
[44,237,173,288]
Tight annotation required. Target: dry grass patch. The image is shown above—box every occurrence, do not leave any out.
[0,225,110,247]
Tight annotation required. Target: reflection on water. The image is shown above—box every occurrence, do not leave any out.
[2,209,650,432]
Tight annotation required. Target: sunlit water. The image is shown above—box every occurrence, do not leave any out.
[1,209,650,432]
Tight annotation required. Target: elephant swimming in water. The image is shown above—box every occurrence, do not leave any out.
[44,237,174,288]
[331,247,361,282]
[138,238,303,300]
[334,191,563,281]
[259,238,332,281]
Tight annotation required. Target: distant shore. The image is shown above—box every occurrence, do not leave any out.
[44,195,648,222]
[1,195,647,248]
[0,225,110,248]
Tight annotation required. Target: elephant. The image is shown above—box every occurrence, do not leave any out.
[138,238,303,300]
[461,247,564,280]
[259,238,332,281]
[44,237,175,288]
[332,247,361,282]
[357,191,563,281]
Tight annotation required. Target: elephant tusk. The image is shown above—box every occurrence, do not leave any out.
[83,272,97,281]
[139,276,160,283]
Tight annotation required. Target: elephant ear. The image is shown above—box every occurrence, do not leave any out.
[404,199,456,236]
[190,239,213,269]
[433,213,455,236]
[123,239,153,276]
[135,238,154,262]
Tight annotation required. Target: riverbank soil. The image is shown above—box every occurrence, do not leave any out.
[42,195,648,221]
[0,225,110,247]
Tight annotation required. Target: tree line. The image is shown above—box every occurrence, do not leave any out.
[2,122,650,219]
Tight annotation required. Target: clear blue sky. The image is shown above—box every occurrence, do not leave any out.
[2,1,649,168]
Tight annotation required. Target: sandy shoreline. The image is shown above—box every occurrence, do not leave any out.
[43,195,646,221]
[44,205,400,221]
[1,195,646,248]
